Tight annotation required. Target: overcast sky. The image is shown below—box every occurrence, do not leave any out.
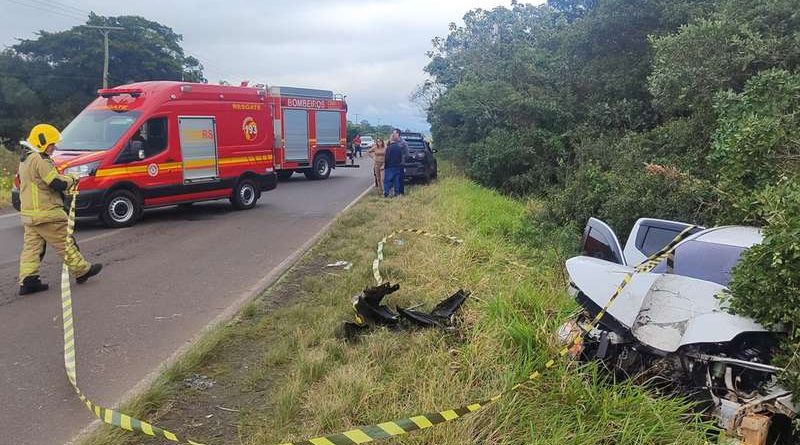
[0,0,536,131]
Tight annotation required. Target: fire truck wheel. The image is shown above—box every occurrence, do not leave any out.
[101,189,142,228]
[231,178,259,210]
[305,153,332,180]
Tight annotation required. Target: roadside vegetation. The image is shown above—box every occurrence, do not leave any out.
[419,0,800,402]
[0,14,204,144]
[0,144,17,208]
[80,170,711,445]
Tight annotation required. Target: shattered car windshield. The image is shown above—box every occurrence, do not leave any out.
[660,240,747,286]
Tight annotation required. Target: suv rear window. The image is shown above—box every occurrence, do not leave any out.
[667,240,746,286]
[405,139,426,150]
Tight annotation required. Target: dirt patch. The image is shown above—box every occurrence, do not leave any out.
[114,253,336,445]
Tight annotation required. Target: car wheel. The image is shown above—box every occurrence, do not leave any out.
[304,153,332,180]
[277,170,294,181]
[431,162,438,179]
[101,189,141,228]
[421,171,431,184]
[231,178,259,210]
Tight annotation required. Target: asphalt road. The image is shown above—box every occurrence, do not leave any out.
[0,162,373,445]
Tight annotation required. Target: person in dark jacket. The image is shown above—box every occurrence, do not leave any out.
[391,129,407,194]
[383,132,404,197]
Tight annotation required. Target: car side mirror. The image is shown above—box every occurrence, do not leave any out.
[432,148,438,153]
[129,140,145,160]
[116,140,145,164]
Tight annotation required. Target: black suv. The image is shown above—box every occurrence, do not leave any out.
[400,132,438,183]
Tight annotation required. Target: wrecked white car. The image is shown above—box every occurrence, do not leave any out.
[561,217,797,445]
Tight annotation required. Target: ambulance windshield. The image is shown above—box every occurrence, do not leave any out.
[59,109,142,151]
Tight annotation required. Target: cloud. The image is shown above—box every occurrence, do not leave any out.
[2,0,524,131]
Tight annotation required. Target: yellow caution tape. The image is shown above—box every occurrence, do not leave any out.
[60,190,207,445]
[279,225,697,445]
[372,228,463,284]
[59,190,695,445]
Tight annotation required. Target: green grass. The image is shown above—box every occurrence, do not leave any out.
[78,165,713,445]
[0,145,17,209]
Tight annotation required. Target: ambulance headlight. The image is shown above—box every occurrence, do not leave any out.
[64,161,100,178]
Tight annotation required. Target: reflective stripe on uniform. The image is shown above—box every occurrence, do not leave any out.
[19,261,39,277]
[30,185,39,212]
[44,169,58,184]
[20,208,67,219]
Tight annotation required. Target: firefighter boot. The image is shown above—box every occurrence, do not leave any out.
[19,275,49,295]
[76,263,102,284]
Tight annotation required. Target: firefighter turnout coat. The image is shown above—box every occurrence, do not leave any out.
[18,150,91,283]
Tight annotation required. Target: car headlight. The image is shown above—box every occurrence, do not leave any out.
[412,151,426,160]
[64,161,100,178]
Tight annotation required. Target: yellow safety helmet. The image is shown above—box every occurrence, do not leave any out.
[26,124,62,152]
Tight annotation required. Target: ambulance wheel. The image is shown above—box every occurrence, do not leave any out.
[277,170,294,181]
[101,189,141,228]
[305,153,332,180]
[231,178,258,210]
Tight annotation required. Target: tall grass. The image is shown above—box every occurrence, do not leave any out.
[0,144,18,208]
[81,166,713,445]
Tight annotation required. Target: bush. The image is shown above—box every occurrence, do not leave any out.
[465,127,566,196]
[727,178,800,399]
[546,160,717,235]
[0,144,18,208]
[711,69,800,223]
[648,19,768,117]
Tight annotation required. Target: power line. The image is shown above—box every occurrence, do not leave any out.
[17,0,89,19]
[43,0,92,16]
[3,0,86,21]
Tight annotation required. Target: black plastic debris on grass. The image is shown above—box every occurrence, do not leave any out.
[341,283,469,340]
[397,289,469,328]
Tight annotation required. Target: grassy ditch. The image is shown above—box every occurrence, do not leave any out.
[80,168,712,445]
[0,145,17,209]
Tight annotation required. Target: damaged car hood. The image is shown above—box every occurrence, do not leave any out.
[566,256,768,353]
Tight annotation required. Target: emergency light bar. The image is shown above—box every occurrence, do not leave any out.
[97,88,143,98]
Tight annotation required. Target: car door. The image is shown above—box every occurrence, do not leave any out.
[113,115,177,190]
[622,218,704,265]
[580,217,625,265]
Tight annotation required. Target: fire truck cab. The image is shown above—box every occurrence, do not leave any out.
[268,86,349,181]
[31,81,278,227]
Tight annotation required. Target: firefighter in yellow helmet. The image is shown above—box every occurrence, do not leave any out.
[17,124,102,295]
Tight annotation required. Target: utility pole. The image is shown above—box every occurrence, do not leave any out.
[85,25,124,88]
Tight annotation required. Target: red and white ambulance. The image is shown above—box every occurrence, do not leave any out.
[11,81,348,227]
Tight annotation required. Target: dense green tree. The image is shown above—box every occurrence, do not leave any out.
[424,0,800,400]
[0,14,204,143]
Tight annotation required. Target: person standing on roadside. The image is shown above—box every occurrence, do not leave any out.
[367,137,386,190]
[17,124,102,295]
[383,132,404,197]
[350,133,361,165]
[391,128,407,195]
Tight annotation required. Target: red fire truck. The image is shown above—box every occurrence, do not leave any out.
[11,81,348,227]
[267,86,349,180]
